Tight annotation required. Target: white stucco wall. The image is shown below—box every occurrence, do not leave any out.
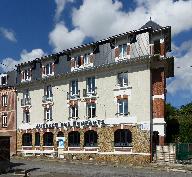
[17,63,151,129]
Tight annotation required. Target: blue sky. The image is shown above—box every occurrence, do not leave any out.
[0,0,192,108]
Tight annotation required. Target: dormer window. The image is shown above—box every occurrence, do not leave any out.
[21,68,31,82]
[119,44,127,59]
[42,62,54,77]
[1,76,7,85]
[84,53,90,65]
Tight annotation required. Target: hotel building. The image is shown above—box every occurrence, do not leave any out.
[15,21,174,164]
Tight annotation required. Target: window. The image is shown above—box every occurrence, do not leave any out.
[154,40,160,54]
[43,132,53,146]
[22,133,32,146]
[45,63,53,75]
[84,130,98,147]
[117,72,128,87]
[2,95,8,106]
[35,132,40,146]
[74,56,81,68]
[23,69,31,81]
[87,103,96,118]
[23,89,30,99]
[114,129,132,147]
[117,99,128,116]
[68,131,80,147]
[23,111,30,123]
[87,77,95,94]
[70,80,78,96]
[69,106,78,118]
[1,76,7,85]
[45,85,52,98]
[119,44,127,58]
[45,108,52,122]
[84,53,90,65]
[2,114,7,127]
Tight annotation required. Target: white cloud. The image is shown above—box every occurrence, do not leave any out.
[167,40,192,94]
[49,22,85,52]
[72,0,192,40]
[0,27,17,42]
[0,49,46,72]
[49,0,192,52]
[54,0,74,22]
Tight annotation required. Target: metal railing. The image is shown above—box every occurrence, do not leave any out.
[21,98,31,106]
[83,87,97,97]
[42,95,53,102]
[67,90,80,100]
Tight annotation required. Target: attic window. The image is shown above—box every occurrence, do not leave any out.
[154,40,160,54]
[1,76,7,85]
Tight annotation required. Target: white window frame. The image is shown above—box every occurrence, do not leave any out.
[74,56,81,68]
[117,72,128,87]
[2,95,8,107]
[2,114,7,127]
[45,63,53,75]
[119,44,127,59]
[117,99,128,116]
[23,111,30,123]
[46,85,52,98]
[70,106,78,118]
[87,103,96,119]
[70,80,78,96]
[45,108,52,122]
[87,77,95,94]
[23,69,31,81]
[84,53,90,65]
[1,76,7,85]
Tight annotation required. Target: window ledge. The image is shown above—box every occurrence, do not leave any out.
[114,85,132,91]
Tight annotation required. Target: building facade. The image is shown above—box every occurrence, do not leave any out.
[15,21,174,164]
[0,72,17,155]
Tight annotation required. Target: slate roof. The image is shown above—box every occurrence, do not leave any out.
[140,20,162,30]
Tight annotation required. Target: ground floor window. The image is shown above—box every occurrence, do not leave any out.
[68,131,80,147]
[23,111,30,123]
[2,114,8,127]
[43,132,53,146]
[87,103,96,118]
[35,132,40,146]
[114,129,132,147]
[44,108,52,122]
[22,133,32,146]
[84,130,98,147]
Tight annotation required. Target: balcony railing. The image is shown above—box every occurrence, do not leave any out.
[42,95,53,102]
[21,98,31,107]
[83,87,97,97]
[67,90,80,100]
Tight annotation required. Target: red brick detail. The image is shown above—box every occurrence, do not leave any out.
[89,54,94,63]
[116,95,128,99]
[152,68,165,96]
[153,99,164,118]
[123,95,128,99]
[159,136,165,146]
[68,100,78,106]
[81,56,84,65]
[160,42,165,57]
[85,98,96,104]
[127,44,131,55]
[115,47,120,58]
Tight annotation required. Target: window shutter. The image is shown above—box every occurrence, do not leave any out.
[52,63,55,73]
[115,47,120,58]
[42,66,45,75]
[81,56,84,65]
[89,54,94,63]
[160,39,165,57]
[127,43,131,56]
[71,59,75,68]
[21,71,24,80]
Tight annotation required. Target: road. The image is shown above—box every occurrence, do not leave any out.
[0,157,192,177]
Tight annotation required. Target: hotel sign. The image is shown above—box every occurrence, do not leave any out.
[36,119,105,129]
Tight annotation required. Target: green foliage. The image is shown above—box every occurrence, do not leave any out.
[165,102,192,143]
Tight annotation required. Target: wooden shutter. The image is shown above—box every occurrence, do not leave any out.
[70,60,75,68]
[127,43,131,56]
[115,47,120,58]
[89,54,94,63]
[81,56,84,65]
[42,66,45,75]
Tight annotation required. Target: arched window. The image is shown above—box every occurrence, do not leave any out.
[68,131,80,147]
[22,133,32,146]
[84,130,98,147]
[35,132,40,146]
[114,129,132,147]
[57,131,64,137]
[43,132,53,146]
